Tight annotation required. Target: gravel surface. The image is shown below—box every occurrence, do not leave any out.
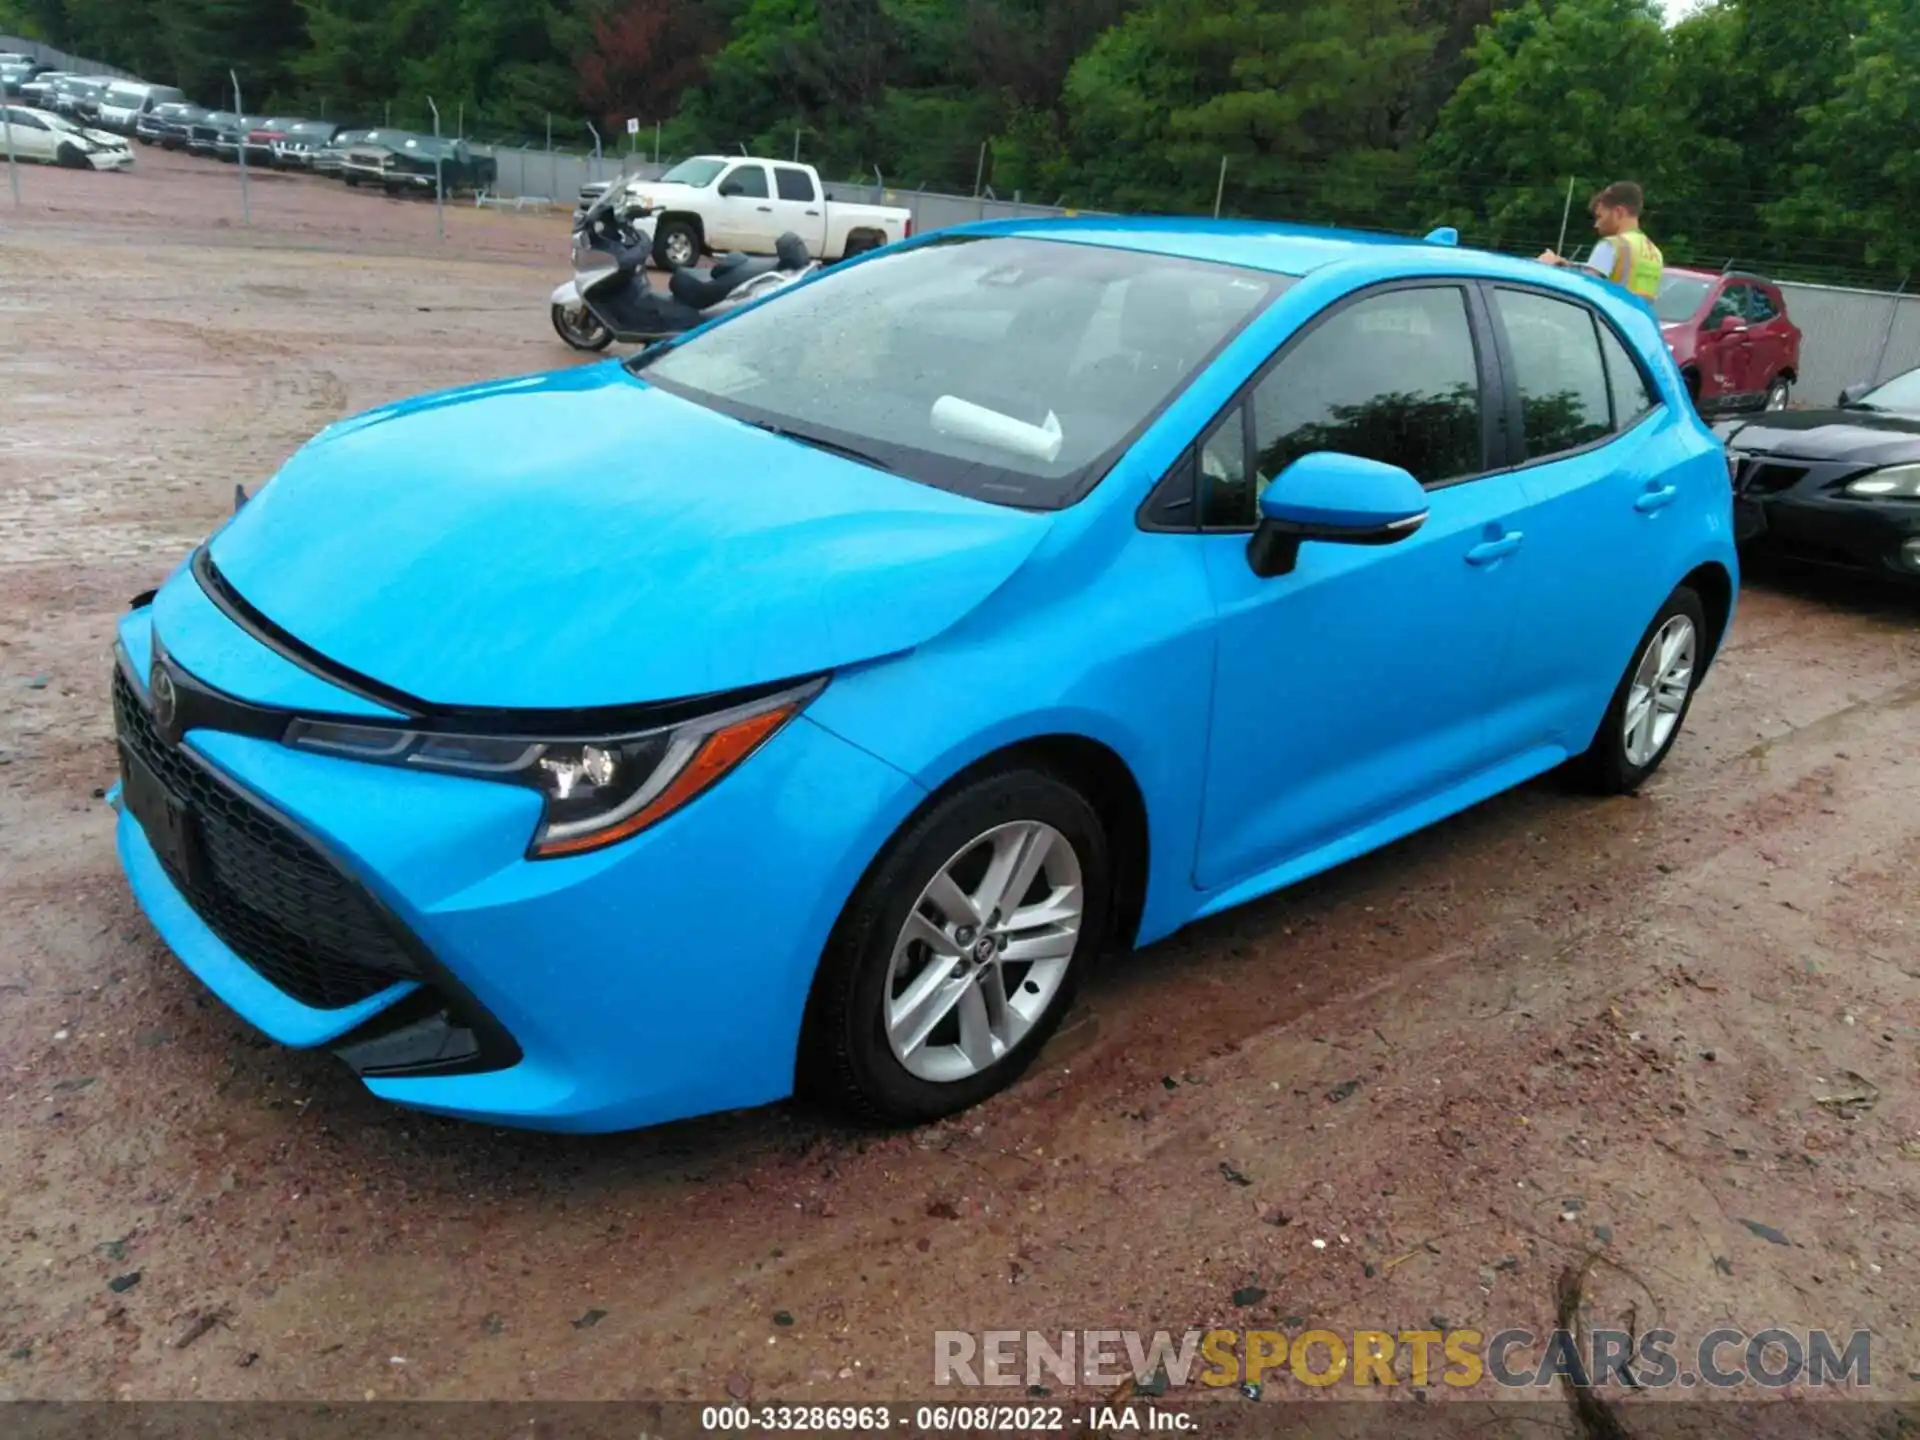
[2,146,1918,1428]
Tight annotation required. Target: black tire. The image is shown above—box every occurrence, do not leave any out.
[652,218,701,271]
[56,141,88,170]
[799,766,1111,1125]
[551,301,614,352]
[1568,586,1709,795]
[343,172,359,187]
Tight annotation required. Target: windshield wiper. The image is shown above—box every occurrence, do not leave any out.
[742,419,900,474]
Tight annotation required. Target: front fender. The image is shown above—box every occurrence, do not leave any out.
[550,279,581,306]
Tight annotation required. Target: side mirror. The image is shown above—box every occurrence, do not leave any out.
[1247,453,1430,579]
[719,179,744,198]
[1839,382,1873,407]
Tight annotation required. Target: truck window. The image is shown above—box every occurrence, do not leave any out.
[721,165,769,199]
[774,166,815,203]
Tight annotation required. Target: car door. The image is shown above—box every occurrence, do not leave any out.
[1744,283,1791,397]
[1191,282,1533,893]
[1479,282,1680,755]
[3,108,54,162]
[770,164,829,255]
[1693,283,1747,406]
[710,162,775,251]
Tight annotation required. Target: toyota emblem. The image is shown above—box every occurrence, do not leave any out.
[150,660,178,735]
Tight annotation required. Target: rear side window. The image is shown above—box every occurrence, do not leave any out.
[1491,289,1611,460]
[774,166,815,202]
[1596,323,1655,429]
[1748,286,1780,321]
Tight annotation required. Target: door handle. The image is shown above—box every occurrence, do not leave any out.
[757,205,773,212]
[805,209,820,216]
[1464,531,1524,565]
[1635,484,1679,514]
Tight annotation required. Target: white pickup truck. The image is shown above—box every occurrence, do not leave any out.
[629,155,913,269]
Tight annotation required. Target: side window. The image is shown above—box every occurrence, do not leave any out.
[1748,286,1779,322]
[1225,287,1483,525]
[722,164,769,199]
[1705,285,1745,328]
[774,166,815,203]
[1596,322,1655,429]
[1197,406,1252,528]
[1490,289,1612,459]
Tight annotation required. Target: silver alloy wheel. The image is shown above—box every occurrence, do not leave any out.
[662,229,697,268]
[1623,614,1697,768]
[884,820,1084,1084]
[1766,381,1790,411]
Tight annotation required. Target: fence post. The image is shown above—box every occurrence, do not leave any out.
[3,104,17,211]
[655,121,661,165]
[427,96,444,241]
[231,70,250,227]
[587,121,601,159]
[1870,272,1910,386]
[1555,176,1576,257]
[973,140,987,198]
[1213,155,1227,219]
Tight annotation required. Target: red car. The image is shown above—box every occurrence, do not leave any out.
[1654,267,1801,415]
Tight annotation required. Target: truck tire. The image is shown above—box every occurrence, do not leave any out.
[653,218,701,271]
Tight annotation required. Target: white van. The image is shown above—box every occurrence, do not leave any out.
[96,80,185,135]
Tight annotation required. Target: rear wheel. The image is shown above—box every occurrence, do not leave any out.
[550,302,614,352]
[1569,587,1707,794]
[1765,377,1791,411]
[799,767,1110,1125]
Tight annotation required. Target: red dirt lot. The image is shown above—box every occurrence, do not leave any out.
[3,144,1919,1431]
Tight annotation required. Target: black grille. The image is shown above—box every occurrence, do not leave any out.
[113,662,421,1010]
[1736,459,1810,496]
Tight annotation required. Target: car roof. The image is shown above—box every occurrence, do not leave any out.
[961,214,1567,282]
[1665,264,1777,286]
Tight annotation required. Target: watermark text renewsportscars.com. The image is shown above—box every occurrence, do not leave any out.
[934,1327,1873,1391]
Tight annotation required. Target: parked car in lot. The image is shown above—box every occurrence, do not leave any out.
[18,71,70,109]
[95,79,185,135]
[1655,267,1802,415]
[1720,364,1920,584]
[52,74,110,122]
[310,126,370,175]
[186,109,240,156]
[1,59,50,96]
[632,155,912,268]
[136,101,205,148]
[340,132,496,195]
[269,119,339,168]
[241,116,303,167]
[0,104,133,169]
[109,218,1736,1133]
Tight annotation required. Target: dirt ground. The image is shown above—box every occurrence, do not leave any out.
[3,147,1919,1427]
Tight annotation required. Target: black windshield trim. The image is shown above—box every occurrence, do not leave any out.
[630,234,1294,511]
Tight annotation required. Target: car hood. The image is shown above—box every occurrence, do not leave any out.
[80,126,125,147]
[1720,407,1920,464]
[204,363,1055,712]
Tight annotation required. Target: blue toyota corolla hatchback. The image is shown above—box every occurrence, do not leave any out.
[110,218,1737,1132]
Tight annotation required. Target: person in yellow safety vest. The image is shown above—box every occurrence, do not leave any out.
[1537,180,1664,301]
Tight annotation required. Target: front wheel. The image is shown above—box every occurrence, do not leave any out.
[800,768,1110,1125]
[652,218,700,271]
[550,302,613,352]
[1568,587,1708,794]
[56,142,89,170]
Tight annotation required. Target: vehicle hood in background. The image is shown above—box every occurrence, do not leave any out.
[1721,408,1920,465]
[204,363,1054,712]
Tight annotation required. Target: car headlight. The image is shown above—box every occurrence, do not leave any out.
[283,678,823,858]
[1844,464,1920,499]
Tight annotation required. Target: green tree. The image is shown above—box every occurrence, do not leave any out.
[1419,0,1679,253]
[1776,0,1920,276]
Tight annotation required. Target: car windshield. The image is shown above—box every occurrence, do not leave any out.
[1654,276,1711,323]
[635,234,1288,509]
[660,157,725,188]
[1859,368,1920,412]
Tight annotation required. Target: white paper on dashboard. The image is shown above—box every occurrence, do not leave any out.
[930,395,1064,464]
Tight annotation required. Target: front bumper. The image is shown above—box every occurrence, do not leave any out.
[1732,453,1920,582]
[109,596,921,1133]
[85,148,133,171]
